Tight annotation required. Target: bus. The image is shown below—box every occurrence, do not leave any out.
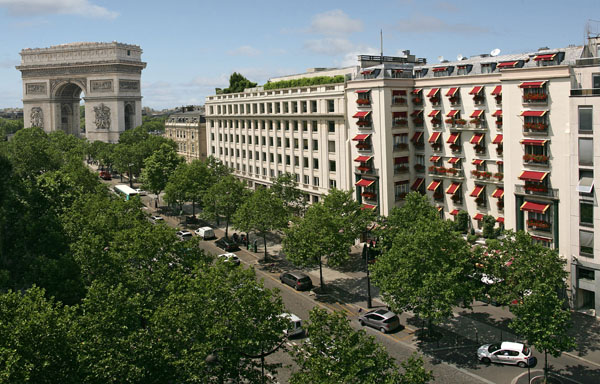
[114,184,140,201]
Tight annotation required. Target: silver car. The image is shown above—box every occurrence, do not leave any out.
[358,309,400,333]
[217,253,240,266]
[477,341,534,368]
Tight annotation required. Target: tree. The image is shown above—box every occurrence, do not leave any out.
[112,143,137,187]
[220,72,257,94]
[509,287,575,381]
[283,189,373,289]
[202,174,247,237]
[271,172,306,216]
[141,143,183,205]
[399,353,434,384]
[289,308,431,384]
[164,162,192,214]
[454,210,470,234]
[371,193,474,333]
[186,159,213,215]
[7,127,62,179]
[233,187,288,261]
[481,214,499,239]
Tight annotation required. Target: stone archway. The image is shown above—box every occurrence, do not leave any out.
[17,42,146,143]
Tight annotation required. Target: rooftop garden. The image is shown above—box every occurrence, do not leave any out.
[263,75,345,90]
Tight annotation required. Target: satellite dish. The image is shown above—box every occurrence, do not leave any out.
[437,55,444,62]
[490,48,501,57]
[457,54,464,61]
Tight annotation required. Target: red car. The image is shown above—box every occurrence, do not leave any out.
[99,171,112,180]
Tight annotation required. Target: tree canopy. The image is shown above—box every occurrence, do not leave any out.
[218,72,257,94]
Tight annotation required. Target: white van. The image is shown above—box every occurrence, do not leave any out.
[194,226,215,240]
[281,313,304,338]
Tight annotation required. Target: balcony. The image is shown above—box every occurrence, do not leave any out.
[429,97,441,106]
[414,164,425,173]
[412,97,423,105]
[469,118,487,129]
[527,219,552,232]
[495,95,502,105]
[522,93,548,105]
[413,142,425,150]
[475,197,487,208]
[394,165,409,175]
[431,142,442,151]
[495,120,503,129]
[448,96,461,106]
[431,118,442,128]
[393,143,409,152]
[473,95,485,105]
[497,200,504,211]
[496,147,503,156]
[451,194,463,205]
[392,97,407,106]
[471,170,492,180]
[361,191,377,201]
[523,122,548,134]
[474,145,486,155]
[413,118,424,127]
[493,172,504,181]
[449,144,462,153]
[356,142,371,151]
[433,191,444,201]
[357,98,371,106]
[355,166,379,177]
[571,88,600,97]
[428,166,465,179]
[392,119,409,129]
[395,192,408,201]
[523,154,549,165]
[514,184,559,199]
[445,119,468,129]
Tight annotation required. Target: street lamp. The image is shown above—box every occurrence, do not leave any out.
[363,243,373,308]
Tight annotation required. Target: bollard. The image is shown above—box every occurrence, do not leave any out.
[475,329,478,344]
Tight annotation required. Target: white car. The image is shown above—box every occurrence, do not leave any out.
[477,341,534,368]
[280,313,304,338]
[135,188,147,196]
[176,230,193,241]
[149,215,164,224]
[217,253,240,266]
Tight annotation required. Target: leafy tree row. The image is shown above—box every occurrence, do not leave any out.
[263,75,346,90]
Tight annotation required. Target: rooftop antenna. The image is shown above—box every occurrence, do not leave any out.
[437,55,444,62]
[490,48,501,57]
[380,29,383,64]
[457,54,464,61]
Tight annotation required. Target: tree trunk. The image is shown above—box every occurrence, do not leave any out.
[263,232,268,262]
[192,200,196,216]
[225,216,229,238]
[319,257,324,291]
[544,350,548,382]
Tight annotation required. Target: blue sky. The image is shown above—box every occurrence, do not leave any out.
[0,0,599,109]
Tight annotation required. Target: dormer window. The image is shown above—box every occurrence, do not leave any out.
[433,66,453,77]
[481,63,495,74]
[534,53,563,67]
[457,64,472,75]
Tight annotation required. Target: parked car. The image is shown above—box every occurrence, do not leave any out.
[99,170,112,180]
[280,313,305,338]
[358,309,400,333]
[477,342,534,368]
[217,253,241,266]
[176,230,193,241]
[279,271,313,291]
[134,188,146,196]
[215,237,240,251]
[149,215,164,224]
[195,226,216,240]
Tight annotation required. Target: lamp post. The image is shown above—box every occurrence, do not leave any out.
[363,243,373,308]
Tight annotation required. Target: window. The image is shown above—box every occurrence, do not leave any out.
[211,146,215,154]
[277,137,281,147]
[313,177,320,187]
[262,136,266,145]
[329,160,336,172]
[286,155,290,165]
[313,158,319,169]
[302,101,307,113]
[269,153,274,162]
[312,120,318,132]
[578,267,595,281]
[255,151,259,159]
[328,141,336,153]
[242,150,246,158]
[457,66,468,75]
[328,121,336,133]
[248,136,252,144]
[277,154,282,163]
[579,106,593,132]
[242,135,245,144]
[269,137,273,146]
[580,230,594,256]
[294,139,299,149]
[313,140,318,151]
[303,157,309,168]
[248,151,252,159]
[311,100,317,113]
[294,156,299,166]
[481,64,493,74]
[329,179,337,188]
[581,201,594,226]
[285,138,290,148]
[328,100,335,112]
[593,74,600,89]
[263,168,267,176]
[303,175,310,185]
[579,138,594,166]
[293,121,298,131]
[303,139,308,150]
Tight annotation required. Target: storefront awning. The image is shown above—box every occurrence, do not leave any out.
[428,132,441,143]
[448,157,461,164]
[447,132,460,144]
[470,185,484,197]
[492,134,503,144]
[427,88,440,98]
[492,188,504,198]
[521,110,547,117]
[427,180,441,191]
[446,110,460,117]
[521,139,547,146]
[446,87,459,97]
[519,171,548,182]
[534,53,556,61]
[353,111,371,118]
[430,155,441,162]
[520,201,550,214]
[354,155,372,162]
[519,81,547,89]
[446,182,461,195]
[428,110,440,117]
[470,109,484,118]
[473,213,484,221]
[355,179,375,187]
[470,133,484,145]
[352,133,371,141]
[492,109,502,117]
[469,86,483,95]
[411,178,424,190]
[491,85,502,95]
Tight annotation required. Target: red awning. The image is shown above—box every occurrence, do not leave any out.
[428,110,440,117]
[498,61,518,68]
[491,85,502,95]
[352,133,371,141]
[433,67,447,72]
[521,139,547,146]
[492,109,502,117]
[447,132,460,144]
[430,155,441,162]
[411,178,424,190]
[446,87,459,97]
[496,217,505,223]
[470,185,484,197]
[492,134,503,144]
[394,156,409,164]
[446,110,460,117]
[492,188,504,198]
[472,159,484,165]
[361,204,377,210]
[448,157,461,164]
[427,180,441,191]
[519,81,546,88]
[470,109,484,118]
[355,89,370,93]
[520,201,550,214]
[355,179,375,187]
[393,111,408,118]
[473,213,484,221]
[411,109,423,117]
[412,88,422,94]
[469,86,483,95]
[411,131,423,141]
[429,132,441,143]
[392,90,407,96]
[360,69,373,75]
[427,88,440,97]
[450,209,460,216]
[437,206,443,212]
[354,155,372,162]
[446,182,461,195]
[519,171,548,182]
[496,160,504,165]
[353,111,371,118]
[521,110,547,117]
[470,133,484,145]
[534,54,556,61]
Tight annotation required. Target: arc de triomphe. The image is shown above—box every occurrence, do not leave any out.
[17,42,146,143]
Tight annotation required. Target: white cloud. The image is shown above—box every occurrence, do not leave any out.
[227,45,261,56]
[339,45,379,67]
[395,14,489,34]
[304,38,356,56]
[308,9,363,35]
[0,0,119,19]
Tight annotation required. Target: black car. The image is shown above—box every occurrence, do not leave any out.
[280,271,313,291]
[215,237,240,252]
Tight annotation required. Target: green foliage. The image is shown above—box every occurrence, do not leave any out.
[7,127,62,179]
[233,187,288,259]
[371,193,474,326]
[221,72,257,94]
[454,210,470,233]
[482,215,498,239]
[290,308,421,384]
[467,233,479,244]
[164,162,193,211]
[271,172,306,216]
[0,118,24,139]
[202,174,248,236]
[263,75,345,90]
[141,143,183,199]
[399,353,434,384]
